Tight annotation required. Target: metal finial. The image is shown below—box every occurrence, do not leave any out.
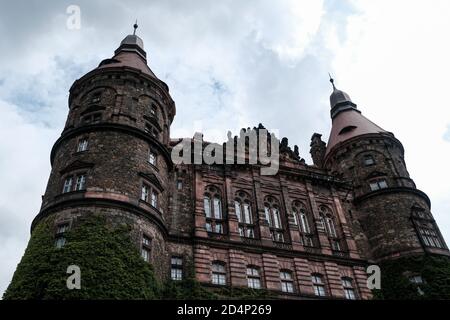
[133,19,138,35]
[328,72,336,90]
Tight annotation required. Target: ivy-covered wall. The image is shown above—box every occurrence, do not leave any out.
[373,255,450,300]
[3,214,160,299]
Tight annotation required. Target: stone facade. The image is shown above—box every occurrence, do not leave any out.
[14,32,449,300]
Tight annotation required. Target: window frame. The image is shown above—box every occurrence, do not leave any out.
[170,256,183,281]
[246,266,262,289]
[211,261,227,286]
[341,277,357,300]
[141,234,152,263]
[54,222,70,249]
[312,273,327,297]
[264,197,285,243]
[204,186,226,235]
[280,270,295,293]
[292,201,314,247]
[76,138,89,152]
[235,191,256,239]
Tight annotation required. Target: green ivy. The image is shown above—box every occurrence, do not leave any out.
[373,255,450,300]
[3,215,160,300]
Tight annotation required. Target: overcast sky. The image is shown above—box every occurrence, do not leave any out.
[1,0,449,297]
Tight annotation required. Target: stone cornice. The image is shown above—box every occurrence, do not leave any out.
[50,123,173,170]
[31,195,168,237]
[354,186,431,208]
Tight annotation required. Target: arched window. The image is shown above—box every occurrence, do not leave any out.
[204,186,225,234]
[341,277,357,300]
[411,206,445,249]
[246,266,262,289]
[211,261,227,285]
[292,201,314,247]
[264,196,284,242]
[280,270,295,293]
[311,273,326,297]
[319,206,341,251]
[234,191,255,238]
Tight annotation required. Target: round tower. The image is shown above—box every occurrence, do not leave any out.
[5,28,176,299]
[323,78,448,262]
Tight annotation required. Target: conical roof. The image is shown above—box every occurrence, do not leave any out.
[325,80,387,155]
[96,33,158,79]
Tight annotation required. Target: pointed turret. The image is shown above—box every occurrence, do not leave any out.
[326,77,386,156]
[96,23,158,79]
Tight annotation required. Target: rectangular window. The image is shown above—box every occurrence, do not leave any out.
[55,223,69,249]
[141,247,150,262]
[264,207,271,226]
[205,222,212,232]
[151,190,158,208]
[331,240,341,251]
[312,275,326,297]
[271,230,284,242]
[75,175,86,191]
[378,179,388,189]
[247,268,261,289]
[204,197,211,218]
[247,277,261,289]
[370,179,388,191]
[342,278,356,300]
[56,223,69,235]
[55,237,66,249]
[148,150,157,166]
[272,208,281,229]
[177,180,183,190]
[77,138,88,152]
[280,272,294,293]
[212,264,226,285]
[243,204,252,224]
[214,222,223,234]
[171,257,183,281]
[344,288,356,300]
[62,177,73,193]
[141,184,149,202]
[141,235,151,262]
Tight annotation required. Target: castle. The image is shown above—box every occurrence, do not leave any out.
[5,29,449,300]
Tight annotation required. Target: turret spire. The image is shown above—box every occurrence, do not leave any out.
[328,72,336,90]
[133,19,138,35]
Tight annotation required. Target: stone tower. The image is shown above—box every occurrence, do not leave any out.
[31,29,174,280]
[323,78,448,262]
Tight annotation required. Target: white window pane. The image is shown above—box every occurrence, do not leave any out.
[370,182,379,191]
[235,201,242,223]
[63,177,73,193]
[151,191,158,208]
[264,207,271,226]
[379,180,388,189]
[213,197,222,219]
[244,204,252,224]
[204,197,211,218]
[272,208,281,229]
